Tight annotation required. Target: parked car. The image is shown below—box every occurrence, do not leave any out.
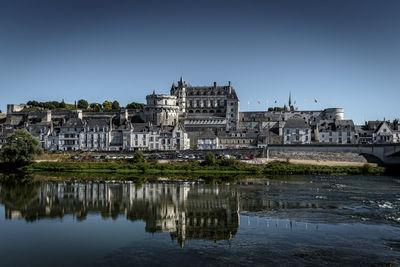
[242,156,249,160]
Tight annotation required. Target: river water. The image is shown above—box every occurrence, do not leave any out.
[0,175,399,266]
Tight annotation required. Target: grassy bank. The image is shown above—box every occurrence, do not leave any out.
[20,159,386,176]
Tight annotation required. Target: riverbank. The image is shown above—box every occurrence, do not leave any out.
[19,160,385,176]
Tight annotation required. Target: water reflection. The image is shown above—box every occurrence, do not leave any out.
[0,181,242,246]
[0,176,400,266]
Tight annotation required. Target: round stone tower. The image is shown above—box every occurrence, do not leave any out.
[143,91,179,125]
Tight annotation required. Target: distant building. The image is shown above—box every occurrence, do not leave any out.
[283,118,311,144]
[218,130,261,149]
[317,120,356,144]
[197,129,219,150]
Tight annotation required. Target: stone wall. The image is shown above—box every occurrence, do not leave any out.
[269,151,368,163]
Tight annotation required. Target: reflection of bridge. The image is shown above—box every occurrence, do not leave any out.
[267,144,400,165]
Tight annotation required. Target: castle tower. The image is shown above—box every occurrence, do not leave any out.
[171,76,186,114]
[143,93,179,125]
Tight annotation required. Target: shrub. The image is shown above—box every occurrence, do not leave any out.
[204,152,216,166]
[132,150,146,163]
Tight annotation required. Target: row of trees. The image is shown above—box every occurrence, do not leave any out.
[26,100,145,111]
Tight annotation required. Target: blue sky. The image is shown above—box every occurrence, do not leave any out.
[1,0,399,123]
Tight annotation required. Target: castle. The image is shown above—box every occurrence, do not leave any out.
[1,77,398,151]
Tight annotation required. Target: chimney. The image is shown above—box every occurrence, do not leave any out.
[214,82,217,89]
[228,81,232,94]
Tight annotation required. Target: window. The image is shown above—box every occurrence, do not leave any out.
[296,129,299,134]
[305,129,309,134]
[210,100,214,107]
[329,138,332,142]
[196,100,200,107]
[347,132,350,136]
[286,136,289,141]
[305,136,308,141]
[296,136,299,141]
[189,100,193,107]
[286,129,290,134]
[203,100,207,107]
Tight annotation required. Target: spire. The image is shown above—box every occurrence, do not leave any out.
[178,76,185,87]
[289,92,292,106]
[153,89,155,95]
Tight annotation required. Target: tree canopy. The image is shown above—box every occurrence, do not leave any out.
[102,101,112,110]
[268,107,284,112]
[112,100,120,110]
[126,102,145,109]
[204,152,216,165]
[132,150,146,163]
[1,129,43,166]
[77,99,89,109]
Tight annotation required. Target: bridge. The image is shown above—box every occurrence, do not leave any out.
[266,144,400,165]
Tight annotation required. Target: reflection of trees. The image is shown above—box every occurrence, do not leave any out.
[0,177,41,221]
[0,181,241,246]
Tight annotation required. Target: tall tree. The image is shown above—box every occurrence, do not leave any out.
[59,99,66,109]
[102,101,112,110]
[77,99,89,109]
[1,129,43,166]
[112,100,120,110]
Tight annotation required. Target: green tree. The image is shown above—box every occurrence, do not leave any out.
[27,100,39,107]
[204,152,216,165]
[126,102,145,109]
[59,100,66,109]
[1,129,43,166]
[132,150,146,163]
[103,101,112,110]
[90,103,102,111]
[77,99,89,109]
[112,100,120,110]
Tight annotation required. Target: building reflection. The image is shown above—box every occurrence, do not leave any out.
[0,182,240,246]
[0,181,323,246]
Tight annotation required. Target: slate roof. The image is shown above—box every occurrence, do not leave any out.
[63,118,84,128]
[85,119,110,129]
[318,120,355,132]
[198,129,217,139]
[284,118,310,129]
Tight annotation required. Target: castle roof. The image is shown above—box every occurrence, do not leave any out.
[284,118,310,129]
